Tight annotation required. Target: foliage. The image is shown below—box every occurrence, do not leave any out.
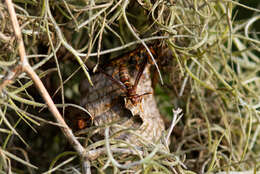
[0,0,259,173]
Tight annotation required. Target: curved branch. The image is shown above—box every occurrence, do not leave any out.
[5,0,87,165]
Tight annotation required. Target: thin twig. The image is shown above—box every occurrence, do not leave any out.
[5,0,26,65]
[166,108,183,145]
[78,36,170,57]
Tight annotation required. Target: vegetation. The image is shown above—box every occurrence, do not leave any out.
[0,0,259,173]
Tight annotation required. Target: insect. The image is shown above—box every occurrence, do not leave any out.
[79,45,165,143]
[99,46,155,106]
[118,58,151,106]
